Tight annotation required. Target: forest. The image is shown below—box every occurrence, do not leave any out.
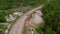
[36,0,60,34]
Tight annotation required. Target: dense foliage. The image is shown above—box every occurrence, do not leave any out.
[36,0,60,34]
[0,0,21,10]
[0,12,13,22]
[22,0,46,6]
[0,0,46,10]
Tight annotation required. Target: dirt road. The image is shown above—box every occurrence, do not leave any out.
[9,5,44,34]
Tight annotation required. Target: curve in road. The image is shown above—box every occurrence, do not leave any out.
[9,5,44,34]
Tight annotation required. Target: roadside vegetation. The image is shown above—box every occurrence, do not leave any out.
[36,0,60,34]
[0,0,45,33]
[0,30,4,34]
[0,0,46,22]
[0,24,7,34]
[0,24,7,30]
[0,0,46,10]
[0,11,13,22]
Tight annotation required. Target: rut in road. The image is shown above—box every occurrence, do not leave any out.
[9,5,44,34]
